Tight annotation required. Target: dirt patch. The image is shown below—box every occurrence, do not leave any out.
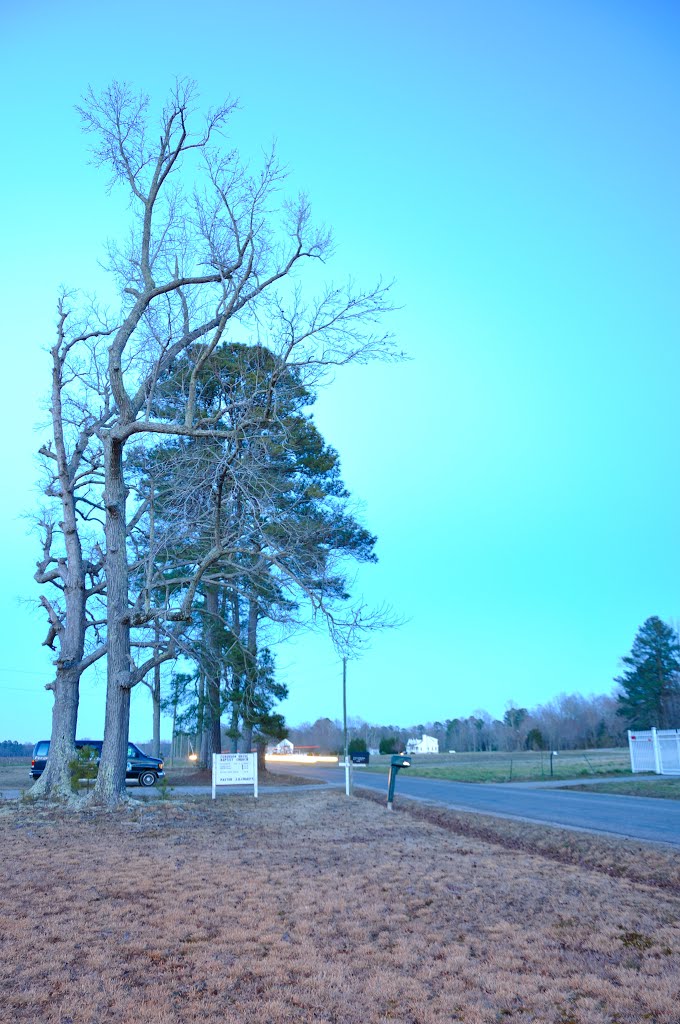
[0,763,31,790]
[1,789,679,1023]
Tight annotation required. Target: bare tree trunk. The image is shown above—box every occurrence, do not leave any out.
[151,622,161,758]
[31,325,94,801]
[228,703,239,753]
[170,691,177,766]
[239,597,258,753]
[240,723,253,753]
[94,436,131,804]
[30,668,80,800]
[201,585,222,762]
[196,670,206,767]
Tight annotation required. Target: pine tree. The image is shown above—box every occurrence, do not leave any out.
[616,616,680,728]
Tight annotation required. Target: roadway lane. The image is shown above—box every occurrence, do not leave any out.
[270,765,680,847]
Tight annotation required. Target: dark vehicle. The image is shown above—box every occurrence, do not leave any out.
[30,740,164,787]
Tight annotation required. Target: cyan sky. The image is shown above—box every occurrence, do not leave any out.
[1,1,679,742]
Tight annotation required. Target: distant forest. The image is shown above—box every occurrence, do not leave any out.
[0,741,33,757]
[288,690,628,754]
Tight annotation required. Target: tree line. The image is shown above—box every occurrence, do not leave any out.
[289,690,627,755]
[0,741,33,758]
[31,80,395,804]
[289,616,680,755]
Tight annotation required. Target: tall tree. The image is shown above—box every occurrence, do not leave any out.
[130,342,378,763]
[43,80,395,804]
[616,616,680,729]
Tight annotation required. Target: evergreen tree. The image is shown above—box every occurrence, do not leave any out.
[616,616,680,728]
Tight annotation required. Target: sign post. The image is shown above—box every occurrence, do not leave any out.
[212,753,258,800]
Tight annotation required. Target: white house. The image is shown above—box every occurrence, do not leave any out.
[271,738,295,755]
[405,734,439,754]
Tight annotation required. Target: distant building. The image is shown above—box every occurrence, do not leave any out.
[405,734,439,754]
[271,739,295,755]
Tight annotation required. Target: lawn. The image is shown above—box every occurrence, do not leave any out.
[563,777,680,800]
[365,748,632,783]
[1,788,679,1023]
[2,748,635,791]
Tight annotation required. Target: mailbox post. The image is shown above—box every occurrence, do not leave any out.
[387,754,411,810]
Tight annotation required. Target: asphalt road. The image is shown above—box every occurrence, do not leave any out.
[5,765,678,847]
[270,764,680,848]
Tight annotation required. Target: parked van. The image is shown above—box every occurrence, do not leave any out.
[30,740,164,787]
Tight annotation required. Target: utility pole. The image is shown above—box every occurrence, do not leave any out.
[342,656,351,796]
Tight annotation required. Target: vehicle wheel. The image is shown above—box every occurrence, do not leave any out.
[138,771,157,787]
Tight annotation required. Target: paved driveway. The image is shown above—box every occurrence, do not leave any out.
[270,765,680,848]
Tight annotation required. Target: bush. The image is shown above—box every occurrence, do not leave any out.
[379,737,399,755]
[525,728,546,751]
[69,745,99,793]
[348,737,368,754]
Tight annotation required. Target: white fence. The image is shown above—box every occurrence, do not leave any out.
[628,728,680,775]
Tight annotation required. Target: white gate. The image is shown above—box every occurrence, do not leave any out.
[628,728,680,775]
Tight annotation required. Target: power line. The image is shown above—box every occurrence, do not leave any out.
[0,668,51,677]
[0,685,47,693]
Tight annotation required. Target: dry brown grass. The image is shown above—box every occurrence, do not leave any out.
[1,790,679,1024]
[357,790,680,896]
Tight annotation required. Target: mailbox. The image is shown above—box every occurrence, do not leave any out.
[387,754,411,808]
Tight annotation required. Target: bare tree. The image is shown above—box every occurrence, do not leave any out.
[50,80,397,804]
[30,299,110,799]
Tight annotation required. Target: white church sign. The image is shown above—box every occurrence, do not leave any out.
[212,753,258,799]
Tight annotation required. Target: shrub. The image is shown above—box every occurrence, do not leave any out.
[379,737,399,755]
[69,745,99,793]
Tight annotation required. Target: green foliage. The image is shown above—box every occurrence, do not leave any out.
[379,736,399,755]
[616,616,680,728]
[156,775,174,801]
[137,339,378,755]
[525,727,546,751]
[253,712,288,745]
[69,745,99,792]
[348,737,368,754]
[503,707,528,730]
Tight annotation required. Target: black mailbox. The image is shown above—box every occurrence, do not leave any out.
[387,754,411,808]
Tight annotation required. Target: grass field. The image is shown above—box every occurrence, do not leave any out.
[365,747,632,783]
[1,788,680,1023]
[564,777,680,800]
[0,748,658,797]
